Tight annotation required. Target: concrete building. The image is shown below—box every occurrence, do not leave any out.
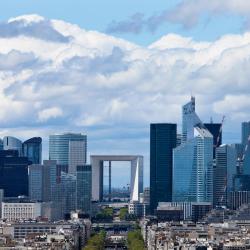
[90,155,143,202]
[1,202,42,221]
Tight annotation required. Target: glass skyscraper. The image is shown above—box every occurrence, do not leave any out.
[76,165,92,215]
[182,96,201,143]
[150,123,177,213]
[213,145,237,206]
[49,133,87,173]
[0,150,29,197]
[173,126,213,203]
[204,123,222,159]
[23,137,42,164]
[3,136,22,156]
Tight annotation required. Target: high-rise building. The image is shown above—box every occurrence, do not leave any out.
[28,160,57,202]
[204,123,222,158]
[241,122,250,175]
[68,139,87,174]
[23,137,42,164]
[76,165,92,214]
[182,96,201,143]
[49,133,87,173]
[3,136,22,156]
[0,150,29,197]
[28,164,43,201]
[0,139,3,151]
[150,123,177,213]
[242,122,250,146]
[213,145,237,206]
[173,126,213,203]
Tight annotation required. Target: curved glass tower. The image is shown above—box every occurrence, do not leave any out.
[23,137,42,164]
[3,136,22,156]
[49,133,87,173]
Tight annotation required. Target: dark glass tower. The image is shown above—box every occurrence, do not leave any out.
[204,123,222,158]
[23,137,42,164]
[76,165,92,215]
[150,123,177,214]
[0,150,29,197]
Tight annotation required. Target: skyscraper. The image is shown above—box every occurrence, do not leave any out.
[241,122,250,175]
[182,96,201,143]
[76,165,92,214]
[3,136,22,156]
[28,164,43,201]
[150,123,177,213]
[242,122,250,146]
[173,126,213,203]
[0,150,29,197]
[23,137,42,164]
[49,133,87,173]
[204,123,222,158]
[213,144,237,206]
[28,160,57,202]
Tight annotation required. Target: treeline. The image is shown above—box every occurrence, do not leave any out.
[127,229,145,250]
[83,231,106,250]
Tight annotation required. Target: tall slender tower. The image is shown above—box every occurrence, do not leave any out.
[150,123,177,213]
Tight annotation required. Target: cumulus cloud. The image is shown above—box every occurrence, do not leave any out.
[0,15,70,42]
[106,0,250,33]
[0,14,249,149]
[38,107,63,122]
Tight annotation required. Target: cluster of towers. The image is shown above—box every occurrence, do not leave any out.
[150,97,250,214]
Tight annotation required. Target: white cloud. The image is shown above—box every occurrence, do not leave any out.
[0,14,248,144]
[38,107,63,122]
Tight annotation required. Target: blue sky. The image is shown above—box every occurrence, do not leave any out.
[0,0,245,45]
[0,0,250,187]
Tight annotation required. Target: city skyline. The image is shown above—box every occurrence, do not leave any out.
[0,2,250,187]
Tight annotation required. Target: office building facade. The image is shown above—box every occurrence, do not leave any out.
[204,123,222,158]
[23,137,42,164]
[76,165,92,214]
[150,123,177,213]
[173,126,213,203]
[3,136,22,156]
[0,150,29,197]
[213,145,237,206]
[49,133,87,173]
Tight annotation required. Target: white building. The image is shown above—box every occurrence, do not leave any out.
[2,202,42,221]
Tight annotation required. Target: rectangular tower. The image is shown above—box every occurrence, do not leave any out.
[76,165,92,215]
[150,123,177,214]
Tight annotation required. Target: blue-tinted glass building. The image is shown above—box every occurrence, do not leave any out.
[150,123,177,213]
[173,126,213,203]
[0,150,29,197]
[213,144,237,206]
[76,165,92,215]
[23,137,42,164]
[49,133,87,173]
[3,136,22,156]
